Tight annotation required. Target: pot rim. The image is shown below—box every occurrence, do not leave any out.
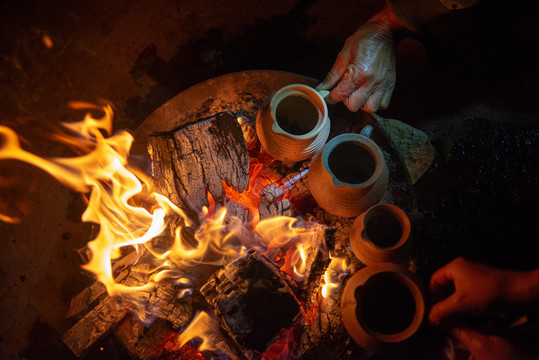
[341,263,426,350]
[269,84,328,140]
[322,133,385,188]
[358,203,411,251]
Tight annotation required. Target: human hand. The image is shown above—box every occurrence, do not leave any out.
[451,326,534,360]
[316,7,401,113]
[429,257,522,325]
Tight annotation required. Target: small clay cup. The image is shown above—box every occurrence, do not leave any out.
[341,263,425,355]
[256,84,330,162]
[308,133,388,217]
[350,203,411,266]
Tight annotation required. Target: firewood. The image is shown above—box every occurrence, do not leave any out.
[61,295,129,357]
[148,111,249,219]
[62,261,186,357]
[200,250,301,358]
[258,197,293,219]
[61,267,144,357]
[66,251,139,318]
[114,309,248,360]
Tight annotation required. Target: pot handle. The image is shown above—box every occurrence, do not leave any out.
[359,125,373,138]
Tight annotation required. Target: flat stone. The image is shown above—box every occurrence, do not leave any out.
[374,115,435,184]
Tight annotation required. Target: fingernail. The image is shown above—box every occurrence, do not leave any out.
[315,82,326,91]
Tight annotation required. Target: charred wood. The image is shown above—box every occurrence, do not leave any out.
[61,295,129,357]
[66,250,139,319]
[200,250,301,359]
[148,111,249,220]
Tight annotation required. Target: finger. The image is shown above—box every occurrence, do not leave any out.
[429,263,455,299]
[316,89,338,105]
[330,65,368,104]
[361,89,385,113]
[429,293,461,325]
[316,53,351,91]
[451,327,486,354]
[344,86,371,112]
[379,88,393,110]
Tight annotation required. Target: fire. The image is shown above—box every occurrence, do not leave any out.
[221,160,272,224]
[0,103,239,322]
[321,256,349,298]
[254,216,320,282]
[220,153,320,283]
[176,312,220,354]
[262,328,292,360]
[0,103,334,356]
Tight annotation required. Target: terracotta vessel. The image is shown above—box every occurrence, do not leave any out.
[256,84,330,162]
[341,263,425,355]
[307,133,388,217]
[350,203,411,266]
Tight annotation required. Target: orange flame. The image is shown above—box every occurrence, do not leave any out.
[255,216,320,282]
[221,160,272,224]
[0,103,329,353]
[321,256,349,298]
[0,103,244,323]
[176,312,220,353]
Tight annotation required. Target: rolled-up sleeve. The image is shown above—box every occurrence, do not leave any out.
[387,0,479,32]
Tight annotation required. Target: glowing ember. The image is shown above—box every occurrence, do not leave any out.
[262,328,292,360]
[221,160,268,223]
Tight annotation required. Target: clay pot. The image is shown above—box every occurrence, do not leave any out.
[256,84,330,162]
[350,203,411,266]
[307,133,388,217]
[341,263,425,355]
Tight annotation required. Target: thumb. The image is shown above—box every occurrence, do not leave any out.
[315,72,338,91]
[316,56,349,91]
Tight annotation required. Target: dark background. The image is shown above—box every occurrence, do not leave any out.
[0,0,538,358]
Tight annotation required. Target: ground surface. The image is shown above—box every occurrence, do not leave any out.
[0,0,538,359]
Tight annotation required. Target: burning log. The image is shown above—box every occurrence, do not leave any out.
[259,196,293,219]
[112,305,200,360]
[147,111,249,219]
[200,250,301,358]
[290,290,357,360]
[259,161,311,203]
[113,313,240,360]
[66,250,139,318]
[280,164,310,201]
[62,261,194,357]
[62,294,129,357]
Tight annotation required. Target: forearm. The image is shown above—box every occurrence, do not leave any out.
[352,6,409,46]
[367,6,406,32]
[506,269,539,310]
